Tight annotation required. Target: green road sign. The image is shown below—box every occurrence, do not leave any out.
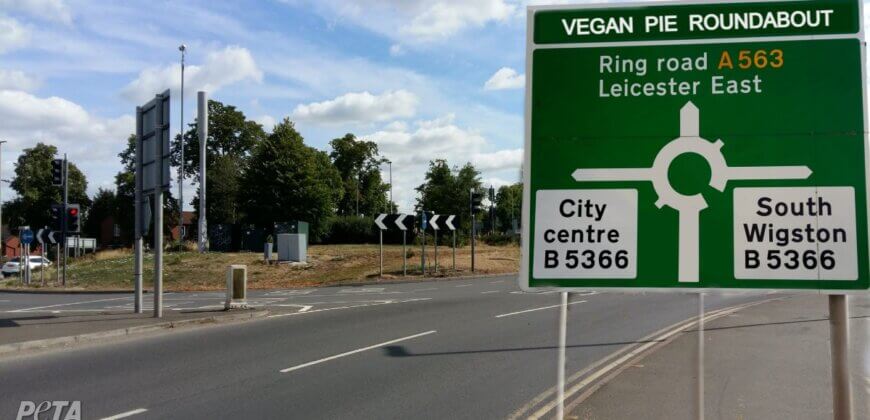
[521,0,869,292]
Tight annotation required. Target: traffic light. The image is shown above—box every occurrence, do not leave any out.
[51,159,64,186]
[471,190,484,214]
[67,204,81,234]
[50,204,63,231]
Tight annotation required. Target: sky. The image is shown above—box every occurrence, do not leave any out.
[0,0,867,214]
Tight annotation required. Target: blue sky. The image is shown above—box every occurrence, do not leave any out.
[0,0,553,213]
[1,0,868,213]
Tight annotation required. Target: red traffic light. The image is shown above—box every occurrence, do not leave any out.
[68,208,79,216]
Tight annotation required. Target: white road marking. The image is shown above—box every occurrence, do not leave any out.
[455,284,472,288]
[490,280,504,284]
[339,288,384,294]
[279,330,437,373]
[482,291,500,294]
[267,298,431,319]
[99,408,148,420]
[8,296,130,313]
[495,301,587,318]
[413,288,438,292]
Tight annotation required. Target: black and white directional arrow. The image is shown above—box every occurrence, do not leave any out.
[36,228,46,246]
[444,215,456,231]
[429,214,441,231]
[48,231,59,245]
[375,214,389,230]
[395,214,409,231]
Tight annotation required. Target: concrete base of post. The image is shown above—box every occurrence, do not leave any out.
[225,265,248,310]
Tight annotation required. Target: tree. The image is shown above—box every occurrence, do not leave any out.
[173,100,265,225]
[114,134,180,243]
[85,188,117,238]
[415,160,482,232]
[3,143,90,230]
[241,119,342,241]
[329,134,390,216]
[495,183,522,232]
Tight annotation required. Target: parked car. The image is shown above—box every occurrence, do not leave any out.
[1,256,52,277]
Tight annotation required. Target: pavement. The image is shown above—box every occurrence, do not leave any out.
[0,275,776,419]
[568,294,870,420]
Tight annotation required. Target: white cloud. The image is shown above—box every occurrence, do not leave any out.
[292,90,418,124]
[364,114,520,211]
[255,115,276,132]
[472,148,523,171]
[0,0,72,24]
[121,46,263,103]
[484,67,524,91]
[0,16,29,53]
[0,89,133,197]
[0,69,39,91]
[285,0,516,44]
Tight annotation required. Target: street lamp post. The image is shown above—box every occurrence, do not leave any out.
[0,140,6,259]
[178,44,186,242]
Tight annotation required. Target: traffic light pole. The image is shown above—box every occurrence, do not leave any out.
[62,155,68,286]
[470,189,476,273]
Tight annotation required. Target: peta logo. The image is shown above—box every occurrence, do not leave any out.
[16,401,81,420]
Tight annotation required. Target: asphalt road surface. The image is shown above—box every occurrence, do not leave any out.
[0,276,768,419]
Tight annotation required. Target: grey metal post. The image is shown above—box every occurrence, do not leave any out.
[0,140,5,260]
[178,44,186,241]
[197,91,208,253]
[62,155,68,286]
[55,244,60,285]
[40,231,45,285]
[402,230,406,276]
[470,189,476,273]
[556,291,568,420]
[379,229,383,277]
[829,295,852,420]
[154,187,163,318]
[421,215,425,274]
[452,230,456,271]
[434,228,438,273]
[388,161,392,210]
[134,106,143,313]
[697,292,705,420]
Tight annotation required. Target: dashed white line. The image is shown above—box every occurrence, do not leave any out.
[482,291,500,294]
[99,408,148,420]
[489,280,504,284]
[413,288,438,292]
[279,330,436,373]
[455,284,472,288]
[495,301,587,318]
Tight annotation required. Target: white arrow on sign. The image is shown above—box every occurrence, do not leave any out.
[395,214,408,231]
[48,231,59,245]
[430,214,440,230]
[375,214,389,230]
[445,215,456,231]
[36,229,45,246]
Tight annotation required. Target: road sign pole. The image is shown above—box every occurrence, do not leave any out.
[697,292,706,420]
[134,106,143,314]
[153,187,163,318]
[62,155,68,286]
[434,229,438,274]
[198,91,208,253]
[452,230,456,271]
[379,229,383,278]
[556,291,568,420]
[402,231,407,276]
[421,229,426,275]
[471,190,476,273]
[829,294,852,420]
[40,230,45,285]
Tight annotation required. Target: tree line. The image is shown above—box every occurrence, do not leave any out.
[4,99,523,245]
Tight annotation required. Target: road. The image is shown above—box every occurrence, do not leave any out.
[0,276,767,419]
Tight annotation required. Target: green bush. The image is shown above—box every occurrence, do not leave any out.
[480,232,518,246]
[322,216,378,244]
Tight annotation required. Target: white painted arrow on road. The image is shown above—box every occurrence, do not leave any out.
[430,214,440,230]
[375,214,388,230]
[445,215,455,231]
[395,214,408,231]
